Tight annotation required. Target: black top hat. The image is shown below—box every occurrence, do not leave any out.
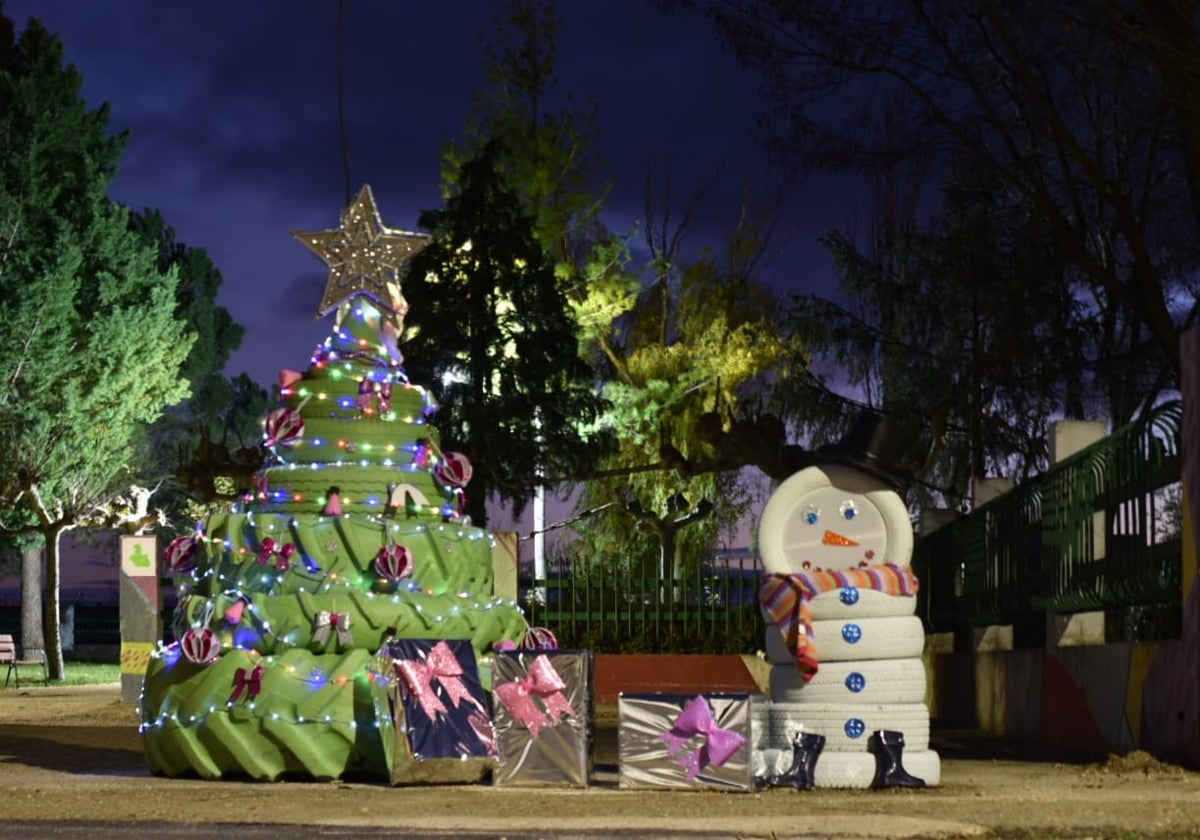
[816,410,913,491]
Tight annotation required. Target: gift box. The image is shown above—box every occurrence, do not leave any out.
[618,692,756,791]
[382,638,496,784]
[491,649,594,787]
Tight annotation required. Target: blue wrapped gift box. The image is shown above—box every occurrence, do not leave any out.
[382,637,496,784]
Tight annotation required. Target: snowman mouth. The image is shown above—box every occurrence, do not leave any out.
[822,530,859,547]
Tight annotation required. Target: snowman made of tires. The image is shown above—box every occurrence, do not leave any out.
[753,415,939,790]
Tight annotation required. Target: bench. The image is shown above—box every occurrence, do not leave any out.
[1,633,47,688]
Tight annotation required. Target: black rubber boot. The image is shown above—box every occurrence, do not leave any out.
[767,731,826,790]
[870,729,926,789]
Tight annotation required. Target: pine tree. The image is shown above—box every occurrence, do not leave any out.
[0,15,194,679]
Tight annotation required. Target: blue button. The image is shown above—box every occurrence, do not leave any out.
[842,623,862,643]
[845,717,866,738]
[845,672,866,693]
[840,586,860,606]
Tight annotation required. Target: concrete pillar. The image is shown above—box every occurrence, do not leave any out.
[491,531,519,603]
[119,535,160,704]
[1048,420,1108,648]
[970,476,1014,508]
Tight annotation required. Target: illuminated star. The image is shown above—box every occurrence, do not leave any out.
[292,184,430,323]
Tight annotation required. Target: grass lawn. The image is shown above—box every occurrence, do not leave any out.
[3,660,121,687]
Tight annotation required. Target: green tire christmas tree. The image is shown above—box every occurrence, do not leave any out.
[140,186,529,781]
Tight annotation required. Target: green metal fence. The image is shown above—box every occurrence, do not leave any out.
[914,401,1183,637]
[520,551,765,654]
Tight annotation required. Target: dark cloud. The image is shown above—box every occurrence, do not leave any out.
[5,0,849,389]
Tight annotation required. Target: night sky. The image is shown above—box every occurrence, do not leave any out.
[4,0,850,394]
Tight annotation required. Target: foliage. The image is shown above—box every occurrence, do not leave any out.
[664,0,1194,429]
[0,15,194,678]
[403,143,609,526]
[573,175,799,575]
[130,209,271,524]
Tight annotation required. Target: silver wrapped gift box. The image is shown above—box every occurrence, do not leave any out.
[618,692,756,791]
[491,649,594,786]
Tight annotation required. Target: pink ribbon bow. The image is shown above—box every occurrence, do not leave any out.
[356,378,393,415]
[494,655,576,738]
[312,610,352,647]
[658,696,747,781]
[394,641,482,722]
[230,664,264,702]
[256,537,297,571]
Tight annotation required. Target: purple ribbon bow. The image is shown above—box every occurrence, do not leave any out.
[658,695,747,781]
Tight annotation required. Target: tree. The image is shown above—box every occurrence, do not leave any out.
[573,170,797,580]
[0,15,194,679]
[129,210,271,513]
[402,142,608,526]
[662,0,1194,417]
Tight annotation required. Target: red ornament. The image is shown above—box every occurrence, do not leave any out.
[435,451,473,487]
[164,535,198,575]
[263,407,304,449]
[180,628,221,666]
[522,626,558,651]
[374,543,414,582]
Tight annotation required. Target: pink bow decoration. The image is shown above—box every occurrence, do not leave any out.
[180,628,221,666]
[394,641,482,722]
[356,378,393,415]
[263,407,304,449]
[494,655,576,738]
[256,537,297,571]
[522,626,558,651]
[434,451,473,487]
[312,610,353,647]
[374,543,414,582]
[658,696,747,781]
[164,535,198,575]
[230,664,264,702]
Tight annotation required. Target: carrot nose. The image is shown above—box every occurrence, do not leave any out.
[822,530,859,547]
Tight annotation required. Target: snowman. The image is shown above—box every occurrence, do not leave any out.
[752,413,940,789]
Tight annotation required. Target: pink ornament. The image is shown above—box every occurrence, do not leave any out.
[374,543,414,582]
[435,451,473,487]
[322,487,342,516]
[522,626,558,651]
[263,407,304,448]
[278,369,303,390]
[223,599,247,624]
[164,535,198,575]
[180,628,221,666]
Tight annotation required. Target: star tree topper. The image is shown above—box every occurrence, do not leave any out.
[292,185,430,327]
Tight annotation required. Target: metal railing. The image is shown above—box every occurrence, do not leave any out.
[520,552,765,654]
[914,401,1184,637]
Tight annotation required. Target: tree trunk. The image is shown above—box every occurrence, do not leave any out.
[41,525,66,681]
[19,542,45,663]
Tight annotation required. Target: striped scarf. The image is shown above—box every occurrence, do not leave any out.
[759,564,919,682]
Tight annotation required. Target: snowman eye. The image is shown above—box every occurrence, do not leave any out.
[803,504,820,525]
[839,500,858,520]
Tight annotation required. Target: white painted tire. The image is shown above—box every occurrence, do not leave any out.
[750,693,771,749]
[763,615,926,665]
[814,749,941,789]
[769,658,926,704]
[767,702,930,752]
[807,586,917,621]
[813,616,925,662]
[759,465,913,574]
